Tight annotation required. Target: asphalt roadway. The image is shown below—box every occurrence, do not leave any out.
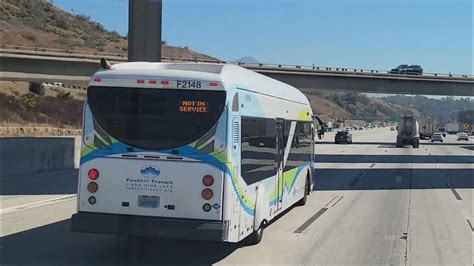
[1,128,472,265]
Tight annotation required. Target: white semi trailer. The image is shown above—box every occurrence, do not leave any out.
[396,115,420,148]
[446,123,459,134]
[419,117,435,140]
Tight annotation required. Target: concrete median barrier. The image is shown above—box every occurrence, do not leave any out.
[0,137,80,177]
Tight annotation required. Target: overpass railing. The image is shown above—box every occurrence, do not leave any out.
[1,44,473,80]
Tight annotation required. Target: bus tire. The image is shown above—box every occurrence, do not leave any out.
[296,175,310,206]
[247,223,264,245]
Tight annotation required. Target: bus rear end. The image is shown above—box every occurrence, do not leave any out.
[71,73,229,241]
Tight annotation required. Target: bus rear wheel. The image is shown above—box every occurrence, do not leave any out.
[247,222,265,245]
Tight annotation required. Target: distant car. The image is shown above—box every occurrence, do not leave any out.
[457,132,469,141]
[431,133,443,142]
[436,131,447,137]
[405,65,423,75]
[359,126,364,130]
[344,127,351,132]
[390,64,409,74]
[390,64,423,75]
[390,126,396,131]
[335,131,352,144]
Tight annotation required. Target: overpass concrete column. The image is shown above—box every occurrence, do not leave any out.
[128,0,162,62]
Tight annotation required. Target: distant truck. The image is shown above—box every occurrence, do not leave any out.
[326,121,333,132]
[396,116,420,148]
[436,127,447,137]
[446,123,459,134]
[419,117,435,140]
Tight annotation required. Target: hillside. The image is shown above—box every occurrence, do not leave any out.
[0,0,217,60]
[383,95,474,125]
[305,91,422,126]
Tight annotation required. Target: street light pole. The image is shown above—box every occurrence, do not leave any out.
[128,0,162,62]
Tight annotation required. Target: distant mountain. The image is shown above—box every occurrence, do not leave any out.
[235,56,260,64]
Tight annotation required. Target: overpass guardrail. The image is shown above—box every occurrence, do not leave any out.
[1,44,473,80]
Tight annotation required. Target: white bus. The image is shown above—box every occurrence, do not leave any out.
[71,62,316,244]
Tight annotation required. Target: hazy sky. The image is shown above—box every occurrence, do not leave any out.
[54,0,472,74]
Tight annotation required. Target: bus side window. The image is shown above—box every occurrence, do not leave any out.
[240,117,277,185]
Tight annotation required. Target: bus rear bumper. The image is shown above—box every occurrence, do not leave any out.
[71,212,225,241]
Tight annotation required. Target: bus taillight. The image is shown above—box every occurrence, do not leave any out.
[202,188,213,200]
[88,169,99,180]
[202,175,214,186]
[87,182,99,193]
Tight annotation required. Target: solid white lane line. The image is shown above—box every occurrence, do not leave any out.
[0,195,76,215]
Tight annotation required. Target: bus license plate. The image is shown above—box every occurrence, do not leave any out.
[138,195,160,208]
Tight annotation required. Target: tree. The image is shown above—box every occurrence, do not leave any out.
[457,110,474,124]
[28,82,45,95]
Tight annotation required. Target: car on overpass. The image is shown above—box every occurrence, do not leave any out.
[404,65,423,75]
[390,64,408,74]
[390,64,423,75]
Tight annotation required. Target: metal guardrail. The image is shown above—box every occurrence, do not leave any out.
[1,44,127,58]
[1,44,473,80]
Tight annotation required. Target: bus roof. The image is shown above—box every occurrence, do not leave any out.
[91,62,310,105]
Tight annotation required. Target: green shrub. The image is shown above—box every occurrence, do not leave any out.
[24,32,37,41]
[57,90,72,99]
[18,93,37,110]
[28,82,45,95]
[54,17,70,30]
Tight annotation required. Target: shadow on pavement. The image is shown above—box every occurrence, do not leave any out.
[315,168,473,191]
[0,169,78,195]
[317,141,473,146]
[315,154,474,164]
[1,218,238,266]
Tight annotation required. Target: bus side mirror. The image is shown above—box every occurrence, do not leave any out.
[316,124,325,139]
[312,115,326,140]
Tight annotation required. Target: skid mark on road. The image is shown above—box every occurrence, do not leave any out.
[445,182,462,201]
[294,195,344,234]
[294,208,328,233]
[324,196,339,207]
[331,196,344,207]
[467,219,474,232]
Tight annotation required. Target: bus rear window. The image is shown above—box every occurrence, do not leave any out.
[87,86,226,150]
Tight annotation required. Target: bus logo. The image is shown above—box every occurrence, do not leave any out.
[140,165,160,178]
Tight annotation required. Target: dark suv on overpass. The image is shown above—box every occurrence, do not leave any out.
[390,64,423,75]
[390,64,408,74]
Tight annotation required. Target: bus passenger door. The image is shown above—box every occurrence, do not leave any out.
[275,119,285,211]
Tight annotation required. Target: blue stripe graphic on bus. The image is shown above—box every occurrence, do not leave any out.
[80,143,257,216]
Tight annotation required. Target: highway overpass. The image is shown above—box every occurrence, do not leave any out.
[1,47,473,96]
